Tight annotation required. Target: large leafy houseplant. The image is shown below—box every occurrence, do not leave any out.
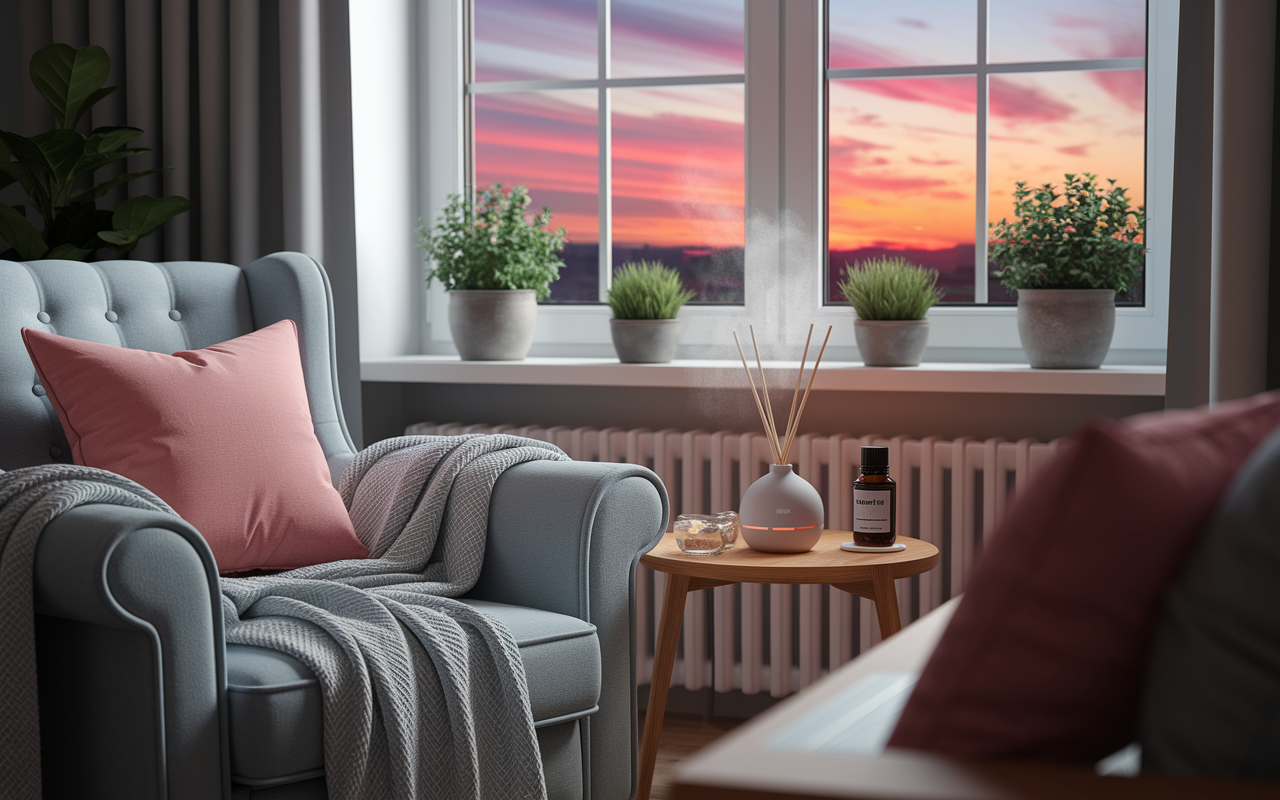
[417,184,567,301]
[989,173,1145,293]
[0,44,190,261]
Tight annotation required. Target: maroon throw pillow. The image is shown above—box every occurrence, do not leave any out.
[23,321,369,574]
[888,391,1280,762]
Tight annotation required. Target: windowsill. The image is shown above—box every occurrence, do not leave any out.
[361,356,1165,396]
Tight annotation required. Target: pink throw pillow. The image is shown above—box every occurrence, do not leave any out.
[889,391,1280,762]
[22,321,368,574]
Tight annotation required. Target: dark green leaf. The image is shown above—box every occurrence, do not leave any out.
[0,203,49,260]
[0,162,36,196]
[101,193,190,254]
[70,168,166,204]
[70,146,148,182]
[44,243,93,260]
[0,247,18,261]
[85,126,143,155]
[29,44,112,130]
[31,129,85,187]
[0,131,50,172]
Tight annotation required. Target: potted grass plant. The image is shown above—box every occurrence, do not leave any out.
[990,173,1145,369]
[838,256,943,367]
[607,260,694,363]
[417,184,566,360]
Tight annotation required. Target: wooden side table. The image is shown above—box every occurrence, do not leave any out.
[636,530,940,800]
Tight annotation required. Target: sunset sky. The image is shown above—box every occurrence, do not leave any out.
[473,0,1146,267]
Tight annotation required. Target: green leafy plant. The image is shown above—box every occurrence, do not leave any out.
[607,260,695,319]
[0,44,190,261]
[417,183,567,301]
[989,172,1145,293]
[838,256,943,320]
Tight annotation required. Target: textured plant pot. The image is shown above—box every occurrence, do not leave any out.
[448,289,537,361]
[1016,288,1116,369]
[854,319,930,367]
[610,318,681,363]
[738,464,825,553]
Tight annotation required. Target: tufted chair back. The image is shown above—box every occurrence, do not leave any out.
[0,252,357,482]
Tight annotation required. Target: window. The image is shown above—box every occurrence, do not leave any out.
[428,0,1174,361]
[469,0,747,304]
[827,0,1149,306]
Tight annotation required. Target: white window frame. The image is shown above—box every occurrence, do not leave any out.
[419,0,1175,364]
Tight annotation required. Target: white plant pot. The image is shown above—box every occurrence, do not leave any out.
[1016,288,1116,369]
[610,318,681,363]
[854,319,930,367]
[447,289,537,361]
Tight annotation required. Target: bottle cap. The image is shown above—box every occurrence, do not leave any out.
[861,446,889,469]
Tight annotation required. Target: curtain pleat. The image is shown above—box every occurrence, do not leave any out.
[13,0,363,441]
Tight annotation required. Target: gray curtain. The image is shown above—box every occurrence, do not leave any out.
[1167,0,1277,408]
[7,0,363,445]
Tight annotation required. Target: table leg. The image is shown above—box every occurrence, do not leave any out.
[637,572,691,800]
[871,566,902,638]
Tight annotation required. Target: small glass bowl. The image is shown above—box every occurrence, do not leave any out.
[715,511,740,549]
[674,517,728,556]
[676,512,740,551]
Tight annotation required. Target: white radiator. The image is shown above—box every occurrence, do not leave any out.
[405,421,1067,698]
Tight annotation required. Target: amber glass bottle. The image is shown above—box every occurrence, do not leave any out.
[852,446,896,547]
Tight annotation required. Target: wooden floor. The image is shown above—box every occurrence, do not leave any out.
[636,711,742,800]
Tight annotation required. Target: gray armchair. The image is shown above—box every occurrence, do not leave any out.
[0,252,668,800]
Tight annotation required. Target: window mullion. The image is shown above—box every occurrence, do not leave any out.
[597,0,612,303]
[974,0,989,305]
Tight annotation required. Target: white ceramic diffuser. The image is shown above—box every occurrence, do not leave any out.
[733,325,833,554]
[739,463,824,552]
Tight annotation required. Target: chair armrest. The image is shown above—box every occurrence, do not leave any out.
[466,459,669,800]
[34,503,228,800]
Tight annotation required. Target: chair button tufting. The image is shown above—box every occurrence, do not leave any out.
[49,446,62,459]
[105,310,119,322]
[169,310,182,321]
[32,385,45,397]
[36,311,51,323]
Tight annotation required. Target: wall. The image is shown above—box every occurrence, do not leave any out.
[362,380,1162,446]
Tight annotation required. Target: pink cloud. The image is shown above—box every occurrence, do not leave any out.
[846,77,976,115]
[1056,143,1093,157]
[910,156,958,166]
[851,175,950,194]
[1090,70,1145,113]
[930,190,967,200]
[989,76,1075,124]
[829,137,894,171]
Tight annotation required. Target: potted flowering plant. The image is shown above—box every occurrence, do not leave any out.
[417,184,566,360]
[989,173,1145,368]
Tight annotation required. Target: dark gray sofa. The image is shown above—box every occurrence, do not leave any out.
[1,252,668,800]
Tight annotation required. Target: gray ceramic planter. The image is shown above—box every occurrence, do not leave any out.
[610,318,681,363]
[854,319,930,367]
[1016,288,1116,369]
[448,289,537,361]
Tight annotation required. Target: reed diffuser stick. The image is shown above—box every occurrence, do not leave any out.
[781,325,833,464]
[749,326,785,464]
[782,324,814,449]
[732,331,782,464]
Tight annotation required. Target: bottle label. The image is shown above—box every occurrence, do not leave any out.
[853,488,892,534]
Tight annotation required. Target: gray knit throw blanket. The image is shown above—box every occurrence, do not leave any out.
[0,434,570,800]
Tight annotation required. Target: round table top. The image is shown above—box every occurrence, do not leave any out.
[640,530,939,585]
